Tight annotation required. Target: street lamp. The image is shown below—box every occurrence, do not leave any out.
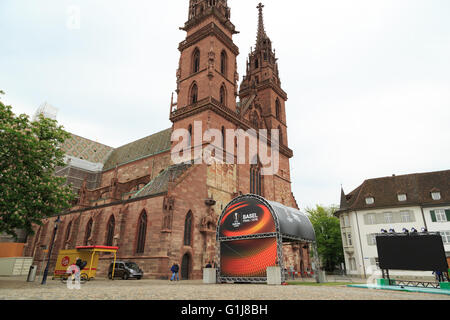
[41,216,61,285]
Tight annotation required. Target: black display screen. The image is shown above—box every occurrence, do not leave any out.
[376,234,448,271]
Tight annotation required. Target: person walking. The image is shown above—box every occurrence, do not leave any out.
[433,270,444,282]
[170,262,180,281]
[437,270,444,282]
[66,262,81,290]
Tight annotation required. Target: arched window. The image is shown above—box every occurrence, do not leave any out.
[192,49,200,73]
[84,218,93,246]
[65,221,72,242]
[278,125,283,145]
[190,83,198,104]
[221,126,225,149]
[220,50,227,75]
[106,215,115,246]
[275,99,281,120]
[188,124,192,147]
[184,211,193,246]
[220,85,226,106]
[136,211,147,254]
[255,58,259,69]
[250,165,262,196]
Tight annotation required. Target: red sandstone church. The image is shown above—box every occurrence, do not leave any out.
[24,1,312,280]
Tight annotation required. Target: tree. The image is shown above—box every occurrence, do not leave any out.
[0,93,74,239]
[306,205,344,272]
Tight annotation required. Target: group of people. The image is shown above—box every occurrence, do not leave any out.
[66,257,87,290]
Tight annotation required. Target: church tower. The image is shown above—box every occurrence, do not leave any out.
[239,3,288,146]
[171,0,239,115]
[238,3,295,207]
[170,0,243,167]
[170,1,296,208]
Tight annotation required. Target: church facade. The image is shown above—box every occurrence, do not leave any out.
[23,1,312,280]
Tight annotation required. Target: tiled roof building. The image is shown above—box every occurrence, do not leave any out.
[336,170,450,279]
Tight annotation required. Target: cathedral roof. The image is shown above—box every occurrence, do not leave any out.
[103,128,172,171]
[132,162,192,198]
[61,134,114,164]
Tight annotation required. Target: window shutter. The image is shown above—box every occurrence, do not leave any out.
[430,210,437,222]
[445,210,450,222]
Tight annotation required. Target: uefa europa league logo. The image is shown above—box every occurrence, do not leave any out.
[232,212,241,228]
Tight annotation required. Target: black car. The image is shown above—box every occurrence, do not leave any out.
[108,261,143,280]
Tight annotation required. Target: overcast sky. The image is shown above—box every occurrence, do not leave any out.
[1,0,449,210]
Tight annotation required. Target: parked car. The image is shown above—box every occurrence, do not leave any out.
[108,261,143,280]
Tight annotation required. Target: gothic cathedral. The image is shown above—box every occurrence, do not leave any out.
[24,1,312,280]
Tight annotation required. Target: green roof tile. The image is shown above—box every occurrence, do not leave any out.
[103,128,172,171]
[132,162,192,198]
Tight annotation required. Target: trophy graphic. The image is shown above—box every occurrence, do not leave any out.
[232,212,241,228]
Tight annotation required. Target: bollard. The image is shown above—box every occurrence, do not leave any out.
[27,265,37,282]
[203,268,217,284]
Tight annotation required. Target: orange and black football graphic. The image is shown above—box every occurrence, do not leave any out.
[220,237,277,277]
[219,198,276,238]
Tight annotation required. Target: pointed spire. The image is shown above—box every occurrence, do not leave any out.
[340,186,348,210]
[256,3,268,47]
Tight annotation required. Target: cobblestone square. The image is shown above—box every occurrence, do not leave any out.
[0,277,449,300]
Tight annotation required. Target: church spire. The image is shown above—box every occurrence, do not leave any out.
[256,3,268,47]
[239,2,288,137]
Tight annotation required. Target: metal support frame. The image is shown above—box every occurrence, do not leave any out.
[395,280,441,289]
[377,232,449,287]
[216,194,315,284]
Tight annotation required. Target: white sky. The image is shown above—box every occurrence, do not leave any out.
[1,0,449,210]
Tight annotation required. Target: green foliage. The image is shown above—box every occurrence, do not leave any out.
[0,93,74,239]
[306,205,344,272]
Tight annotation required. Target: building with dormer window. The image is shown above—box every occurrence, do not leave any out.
[335,170,450,279]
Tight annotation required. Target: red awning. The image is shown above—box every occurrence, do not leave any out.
[76,245,119,250]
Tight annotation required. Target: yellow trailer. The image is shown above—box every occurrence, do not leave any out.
[53,246,118,280]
